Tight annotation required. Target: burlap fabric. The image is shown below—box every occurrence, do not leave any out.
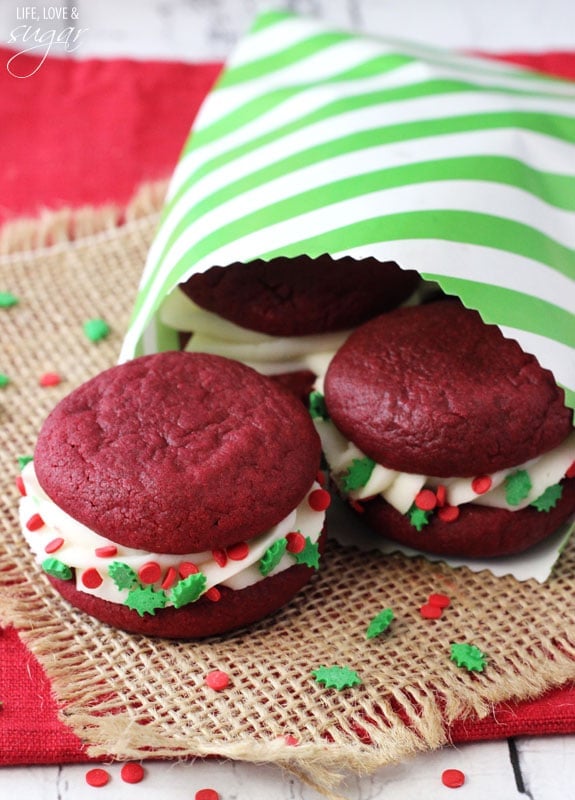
[1,188,575,799]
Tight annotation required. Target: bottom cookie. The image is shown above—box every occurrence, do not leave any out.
[47,531,326,639]
[361,479,575,558]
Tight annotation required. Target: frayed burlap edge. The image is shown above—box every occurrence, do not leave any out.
[1,188,575,799]
[0,180,168,255]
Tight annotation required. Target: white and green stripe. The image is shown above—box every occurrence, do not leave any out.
[121,10,575,411]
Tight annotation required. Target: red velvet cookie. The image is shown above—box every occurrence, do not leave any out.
[317,300,575,558]
[22,352,327,637]
[181,255,420,336]
[325,301,571,476]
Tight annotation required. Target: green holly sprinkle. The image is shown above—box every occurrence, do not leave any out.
[450,642,487,672]
[18,455,33,470]
[170,572,207,608]
[0,373,10,388]
[42,557,73,581]
[308,390,329,421]
[311,665,362,691]
[366,608,394,640]
[408,505,431,531]
[342,457,376,492]
[504,469,532,506]
[83,318,111,342]
[531,483,563,512]
[293,537,321,569]
[259,538,288,576]
[0,292,18,308]
[108,561,139,591]
[125,584,167,616]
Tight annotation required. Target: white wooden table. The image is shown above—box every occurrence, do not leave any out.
[1,0,574,797]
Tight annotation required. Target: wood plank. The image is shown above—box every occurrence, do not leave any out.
[0,740,523,798]
[516,735,575,800]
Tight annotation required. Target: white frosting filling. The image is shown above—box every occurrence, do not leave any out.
[19,462,325,611]
[159,289,350,376]
[313,411,575,515]
[159,281,437,378]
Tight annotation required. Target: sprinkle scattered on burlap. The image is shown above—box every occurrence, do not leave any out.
[1,188,575,799]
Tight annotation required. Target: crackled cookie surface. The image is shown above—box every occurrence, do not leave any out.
[34,351,321,553]
[324,300,572,477]
[181,255,420,336]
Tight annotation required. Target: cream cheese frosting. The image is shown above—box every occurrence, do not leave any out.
[19,462,325,613]
[159,281,438,378]
[311,386,575,517]
[159,288,350,376]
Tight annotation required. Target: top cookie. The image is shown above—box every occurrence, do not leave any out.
[34,352,321,553]
[181,255,420,336]
[324,300,572,476]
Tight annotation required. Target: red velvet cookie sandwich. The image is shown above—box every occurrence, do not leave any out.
[159,255,421,399]
[19,351,328,637]
[312,300,575,558]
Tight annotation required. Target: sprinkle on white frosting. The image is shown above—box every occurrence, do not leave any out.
[19,462,325,612]
[313,409,575,515]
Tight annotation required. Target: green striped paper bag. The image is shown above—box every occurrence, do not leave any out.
[120,9,575,414]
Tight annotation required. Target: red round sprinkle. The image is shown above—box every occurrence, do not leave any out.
[205,586,221,602]
[316,470,326,486]
[212,549,227,568]
[284,734,299,746]
[120,762,145,784]
[286,531,306,554]
[471,475,492,495]
[435,484,446,507]
[566,460,575,479]
[179,561,199,578]
[205,670,230,691]
[138,561,162,584]
[85,767,110,787]
[420,603,442,619]
[161,566,178,590]
[429,593,451,609]
[15,475,26,496]
[44,537,65,554]
[26,513,45,531]
[227,541,249,561]
[95,545,117,558]
[195,790,220,800]
[39,372,61,387]
[82,568,103,589]
[415,489,437,511]
[437,504,460,522]
[442,768,465,788]
[308,488,331,511]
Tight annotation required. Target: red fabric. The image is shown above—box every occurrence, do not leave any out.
[0,627,88,762]
[1,46,575,765]
[0,49,222,225]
